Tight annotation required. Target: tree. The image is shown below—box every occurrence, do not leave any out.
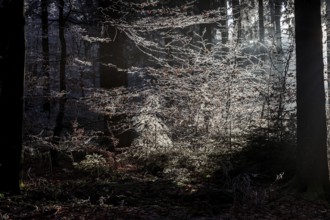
[274,0,282,52]
[41,0,51,116]
[231,0,241,40]
[268,0,282,52]
[53,0,68,143]
[0,0,25,194]
[219,0,228,45]
[258,0,264,43]
[294,0,330,198]
[98,1,128,88]
[269,0,275,36]
[326,0,330,107]
[196,0,212,49]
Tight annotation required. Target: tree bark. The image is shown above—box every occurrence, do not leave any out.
[197,0,212,50]
[41,0,51,116]
[294,0,330,198]
[269,0,275,36]
[219,0,228,45]
[0,0,25,194]
[258,0,264,43]
[232,0,241,41]
[98,2,127,88]
[326,0,330,107]
[275,0,282,52]
[53,0,67,142]
[99,26,128,88]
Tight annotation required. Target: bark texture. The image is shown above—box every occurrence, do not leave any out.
[0,0,25,194]
[294,0,330,197]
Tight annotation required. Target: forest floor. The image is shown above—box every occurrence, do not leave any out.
[1,150,330,220]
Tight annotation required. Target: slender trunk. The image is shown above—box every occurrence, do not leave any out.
[53,0,67,142]
[326,0,330,107]
[269,0,275,36]
[232,0,241,41]
[197,0,212,50]
[58,0,66,94]
[275,0,282,53]
[0,0,25,194]
[219,0,228,45]
[294,0,330,197]
[258,0,264,43]
[41,0,51,117]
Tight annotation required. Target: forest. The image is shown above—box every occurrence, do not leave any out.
[1,0,330,219]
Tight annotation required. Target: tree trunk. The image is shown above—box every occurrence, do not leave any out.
[269,0,275,36]
[197,0,212,50]
[99,26,128,89]
[219,0,228,45]
[232,0,241,41]
[53,0,67,142]
[258,0,264,43]
[98,1,128,89]
[294,0,330,198]
[326,0,330,107]
[41,0,51,116]
[275,0,282,53]
[0,0,25,194]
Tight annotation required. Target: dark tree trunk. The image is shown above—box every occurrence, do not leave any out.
[98,2,128,88]
[197,0,212,50]
[53,0,67,142]
[41,0,51,116]
[275,0,282,52]
[219,0,228,45]
[326,0,330,107]
[99,27,128,89]
[269,0,275,36]
[232,0,241,40]
[258,0,264,43]
[294,0,330,197]
[0,0,25,194]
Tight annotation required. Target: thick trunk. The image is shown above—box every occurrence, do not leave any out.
[98,2,127,88]
[0,0,25,194]
[99,27,128,89]
[294,0,330,197]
